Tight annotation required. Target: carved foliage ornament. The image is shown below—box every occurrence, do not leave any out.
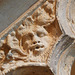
[0,0,62,74]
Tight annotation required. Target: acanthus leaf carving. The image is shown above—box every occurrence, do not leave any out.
[0,1,62,74]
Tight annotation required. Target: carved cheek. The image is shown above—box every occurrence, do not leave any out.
[41,36,50,46]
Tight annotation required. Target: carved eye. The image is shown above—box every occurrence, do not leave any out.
[25,33,33,40]
[37,32,45,37]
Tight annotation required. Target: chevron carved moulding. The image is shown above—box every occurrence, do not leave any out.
[0,0,75,75]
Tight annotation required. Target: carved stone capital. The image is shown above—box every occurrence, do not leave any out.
[0,0,75,75]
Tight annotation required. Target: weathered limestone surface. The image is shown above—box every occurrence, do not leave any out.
[0,0,75,75]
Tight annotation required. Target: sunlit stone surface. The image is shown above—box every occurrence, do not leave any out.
[0,0,75,75]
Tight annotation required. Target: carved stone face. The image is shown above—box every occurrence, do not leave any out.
[22,25,50,56]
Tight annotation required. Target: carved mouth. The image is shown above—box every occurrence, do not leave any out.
[35,45,44,49]
[36,46,39,49]
[29,44,44,51]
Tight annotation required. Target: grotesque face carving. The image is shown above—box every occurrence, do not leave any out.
[21,25,51,56]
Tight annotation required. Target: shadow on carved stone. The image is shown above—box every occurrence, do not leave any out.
[71,61,75,75]
[0,0,69,75]
[6,66,54,75]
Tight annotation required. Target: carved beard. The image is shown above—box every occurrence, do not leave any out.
[26,46,51,62]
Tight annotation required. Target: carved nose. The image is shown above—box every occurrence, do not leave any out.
[32,36,40,44]
[33,41,40,44]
